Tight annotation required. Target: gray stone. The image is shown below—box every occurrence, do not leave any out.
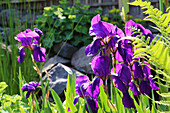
[51,42,78,59]
[42,56,70,72]
[71,46,93,74]
[42,63,83,96]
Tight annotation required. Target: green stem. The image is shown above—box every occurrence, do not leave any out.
[32,91,36,112]
[31,54,46,110]
[159,0,164,12]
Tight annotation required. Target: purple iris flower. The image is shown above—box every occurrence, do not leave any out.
[132,61,159,95]
[142,61,151,79]
[122,92,135,108]
[116,63,132,86]
[132,61,144,79]
[85,38,101,56]
[33,45,46,62]
[75,75,90,97]
[73,75,103,113]
[111,75,134,108]
[85,14,125,56]
[85,97,99,113]
[21,82,39,99]
[91,55,110,78]
[125,20,154,44]
[129,81,140,95]
[116,41,133,65]
[89,14,113,38]
[34,28,43,44]
[139,79,151,95]
[15,28,46,64]
[148,76,160,90]
[111,75,127,93]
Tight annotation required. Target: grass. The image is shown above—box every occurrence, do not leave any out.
[0,0,41,95]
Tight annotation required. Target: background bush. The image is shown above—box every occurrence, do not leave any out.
[35,0,102,48]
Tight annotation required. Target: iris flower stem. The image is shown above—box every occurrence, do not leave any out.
[113,53,116,73]
[104,77,109,97]
[45,71,50,102]
[32,91,36,112]
[31,54,49,110]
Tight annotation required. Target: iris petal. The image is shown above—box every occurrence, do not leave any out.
[111,75,127,93]
[129,81,140,95]
[21,82,39,99]
[89,21,109,38]
[148,77,159,90]
[85,38,101,56]
[33,45,46,62]
[91,14,101,26]
[75,75,90,97]
[91,55,110,77]
[133,61,144,79]
[117,63,132,85]
[125,20,136,36]
[115,25,125,38]
[139,79,151,95]
[26,90,31,99]
[143,61,151,79]
[34,28,43,37]
[122,92,134,108]
[15,32,32,47]
[86,77,103,99]
[85,97,99,113]
[18,47,25,64]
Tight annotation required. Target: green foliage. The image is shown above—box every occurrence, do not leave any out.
[129,0,170,112]
[0,82,30,113]
[104,8,125,30]
[0,3,38,95]
[35,0,102,48]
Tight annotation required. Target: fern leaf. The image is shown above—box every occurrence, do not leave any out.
[166,25,170,33]
[150,41,162,54]
[162,14,170,27]
[159,47,168,66]
[155,70,170,79]
[152,41,164,59]
[159,14,168,23]
[156,91,170,97]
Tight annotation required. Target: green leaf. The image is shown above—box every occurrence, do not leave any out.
[158,47,168,66]
[134,48,147,55]
[156,91,170,97]
[51,88,65,112]
[162,14,170,27]
[99,86,111,112]
[64,31,73,40]
[65,92,77,113]
[153,41,164,58]
[150,40,162,54]
[0,82,8,94]
[75,25,88,34]
[44,100,52,113]
[132,95,144,113]
[155,70,170,79]
[122,0,129,14]
[34,95,40,112]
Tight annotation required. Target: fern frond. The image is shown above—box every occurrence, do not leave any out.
[133,37,170,77]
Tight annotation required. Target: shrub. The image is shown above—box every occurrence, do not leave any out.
[35,0,102,48]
